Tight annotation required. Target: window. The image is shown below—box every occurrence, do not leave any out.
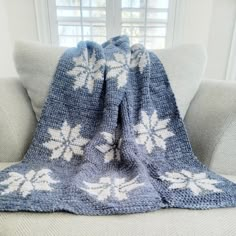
[55,0,107,46]
[121,0,170,49]
[45,0,176,49]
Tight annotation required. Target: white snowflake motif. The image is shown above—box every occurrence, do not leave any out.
[0,169,59,197]
[81,176,144,201]
[67,48,105,93]
[160,170,223,196]
[130,44,150,74]
[43,121,89,162]
[106,52,130,88]
[134,110,174,154]
[95,132,122,163]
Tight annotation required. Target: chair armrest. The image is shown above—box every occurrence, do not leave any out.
[184,79,236,175]
[0,78,37,162]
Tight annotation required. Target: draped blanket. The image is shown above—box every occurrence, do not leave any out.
[0,36,235,215]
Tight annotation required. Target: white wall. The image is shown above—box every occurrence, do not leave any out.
[175,0,236,80]
[176,0,213,46]
[0,0,235,80]
[0,0,39,78]
[206,0,236,80]
[0,0,17,77]
[5,0,39,42]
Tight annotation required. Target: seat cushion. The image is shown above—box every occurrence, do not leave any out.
[14,41,206,120]
[1,208,236,236]
[0,163,235,236]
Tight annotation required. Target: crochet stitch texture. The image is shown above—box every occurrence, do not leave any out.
[0,36,235,215]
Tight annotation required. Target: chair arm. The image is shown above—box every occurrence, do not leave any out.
[184,79,236,175]
[0,78,37,162]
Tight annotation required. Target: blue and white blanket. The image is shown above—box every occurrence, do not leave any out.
[0,36,235,215]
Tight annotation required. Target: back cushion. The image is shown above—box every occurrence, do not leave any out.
[14,41,207,120]
[156,45,207,118]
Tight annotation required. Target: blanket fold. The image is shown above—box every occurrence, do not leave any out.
[0,36,235,215]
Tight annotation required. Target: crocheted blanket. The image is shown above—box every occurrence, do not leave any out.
[0,36,235,215]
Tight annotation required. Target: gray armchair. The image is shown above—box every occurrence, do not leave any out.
[0,78,235,236]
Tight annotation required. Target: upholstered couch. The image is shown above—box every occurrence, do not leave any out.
[0,77,235,236]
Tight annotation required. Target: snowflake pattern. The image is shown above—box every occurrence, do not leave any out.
[43,121,89,162]
[134,110,174,154]
[0,169,59,197]
[106,52,130,88]
[160,170,223,196]
[130,44,150,74]
[80,176,144,201]
[95,132,122,163]
[67,48,105,93]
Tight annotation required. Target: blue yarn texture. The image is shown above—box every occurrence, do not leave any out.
[0,36,235,215]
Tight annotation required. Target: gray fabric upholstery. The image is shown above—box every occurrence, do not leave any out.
[14,41,66,120]
[185,79,236,175]
[156,44,207,118]
[0,78,36,162]
[0,163,235,236]
[1,208,236,236]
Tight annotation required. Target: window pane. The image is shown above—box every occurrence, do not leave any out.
[57,9,106,19]
[122,0,131,8]
[146,27,166,37]
[91,25,106,35]
[82,0,106,7]
[146,37,165,49]
[147,0,169,9]
[122,9,145,20]
[58,25,82,35]
[57,0,106,7]
[82,9,106,19]
[58,24,106,36]
[122,0,146,8]
[59,34,106,47]
[129,37,145,45]
[56,0,107,45]
[147,11,168,20]
[56,0,80,6]
[84,36,106,43]
[122,26,145,37]
[59,36,81,47]
[83,24,106,35]
[57,9,81,17]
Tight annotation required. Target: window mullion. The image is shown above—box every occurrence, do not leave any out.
[144,0,148,46]
[47,0,59,45]
[79,0,84,40]
[106,0,121,39]
[106,0,112,38]
[114,0,121,37]
[166,0,177,48]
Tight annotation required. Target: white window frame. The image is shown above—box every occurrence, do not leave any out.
[226,19,236,81]
[34,0,181,48]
